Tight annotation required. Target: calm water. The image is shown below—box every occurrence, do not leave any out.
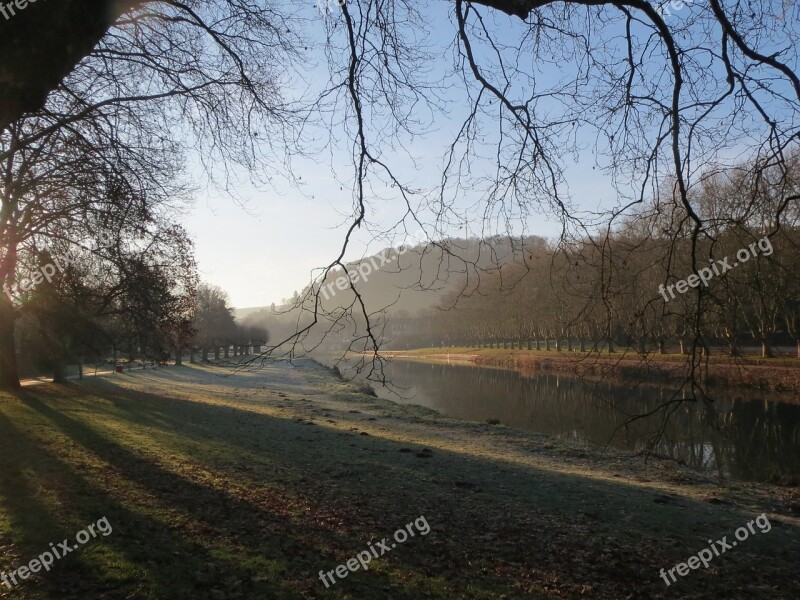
[365,360,800,483]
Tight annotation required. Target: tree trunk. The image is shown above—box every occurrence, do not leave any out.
[679,339,686,355]
[175,350,183,366]
[78,356,83,380]
[527,338,532,350]
[761,339,773,358]
[202,347,209,362]
[53,359,67,383]
[567,337,573,352]
[535,336,540,350]
[579,337,586,352]
[0,311,20,389]
[658,339,665,355]
[190,347,197,363]
[214,346,220,360]
[545,337,551,351]
[224,345,229,358]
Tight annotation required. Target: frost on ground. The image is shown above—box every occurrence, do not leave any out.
[0,360,797,599]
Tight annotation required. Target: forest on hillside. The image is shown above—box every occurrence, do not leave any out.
[242,155,800,363]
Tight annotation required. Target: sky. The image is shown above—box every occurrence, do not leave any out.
[181,0,797,310]
[182,2,619,309]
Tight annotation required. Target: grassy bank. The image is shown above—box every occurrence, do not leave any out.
[0,361,798,599]
[383,347,800,394]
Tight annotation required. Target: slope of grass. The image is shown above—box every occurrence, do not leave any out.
[0,361,798,599]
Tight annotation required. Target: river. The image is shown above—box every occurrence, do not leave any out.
[361,359,800,483]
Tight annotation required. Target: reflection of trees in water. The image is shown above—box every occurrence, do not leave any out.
[719,399,800,481]
[385,362,800,482]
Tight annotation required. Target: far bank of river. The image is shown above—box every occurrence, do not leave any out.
[385,347,800,395]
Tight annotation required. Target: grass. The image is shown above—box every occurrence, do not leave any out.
[0,360,798,599]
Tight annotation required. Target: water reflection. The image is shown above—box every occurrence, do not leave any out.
[373,361,800,483]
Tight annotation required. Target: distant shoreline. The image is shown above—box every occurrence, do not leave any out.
[380,347,800,398]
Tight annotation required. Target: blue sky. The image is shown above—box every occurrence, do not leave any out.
[183,0,797,309]
[183,1,611,308]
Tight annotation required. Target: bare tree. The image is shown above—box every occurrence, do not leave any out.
[1,1,799,410]
[1,0,303,388]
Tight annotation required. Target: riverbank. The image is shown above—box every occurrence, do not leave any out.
[0,360,798,598]
[382,347,800,395]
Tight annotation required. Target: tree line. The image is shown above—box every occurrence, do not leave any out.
[1,0,279,389]
[430,155,800,358]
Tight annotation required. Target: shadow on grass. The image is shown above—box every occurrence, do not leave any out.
[0,402,312,599]
[2,386,456,599]
[0,372,798,599]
